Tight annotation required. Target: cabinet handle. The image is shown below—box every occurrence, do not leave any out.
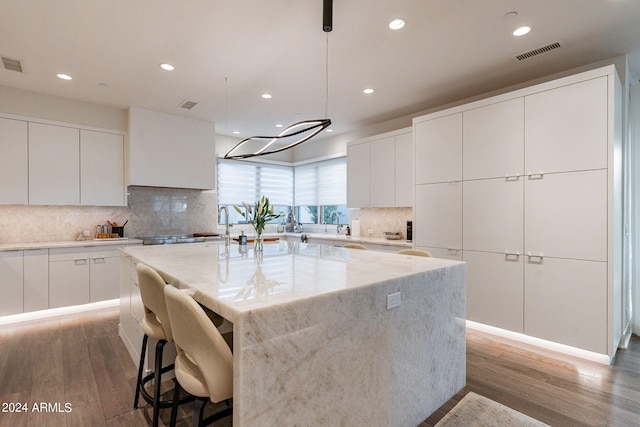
[74,258,87,265]
[527,172,544,180]
[93,257,106,264]
[527,252,544,263]
[447,248,461,254]
[504,250,520,261]
[504,174,521,182]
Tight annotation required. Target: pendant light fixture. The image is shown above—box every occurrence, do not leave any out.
[224,0,333,159]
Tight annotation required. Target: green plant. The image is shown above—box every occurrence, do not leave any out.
[233,196,283,236]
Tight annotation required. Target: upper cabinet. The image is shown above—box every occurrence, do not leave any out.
[0,118,28,204]
[463,98,524,180]
[0,115,126,206]
[414,113,462,184]
[80,130,125,206]
[128,107,216,190]
[29,122,81,205]
[347,128,412,208]
[525,77,608,175]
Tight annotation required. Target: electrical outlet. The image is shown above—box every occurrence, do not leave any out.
[367,228,374,235]
[386,292,401,310]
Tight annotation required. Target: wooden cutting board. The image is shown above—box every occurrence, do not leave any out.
[232,237,280,243]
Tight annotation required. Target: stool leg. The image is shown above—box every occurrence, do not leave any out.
[133,333,149,409]
[152,339,167,427]
[193,397,207,427]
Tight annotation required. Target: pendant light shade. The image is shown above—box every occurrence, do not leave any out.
[223,119,331,159]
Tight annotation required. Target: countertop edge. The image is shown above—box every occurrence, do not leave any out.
[0,239,143,251]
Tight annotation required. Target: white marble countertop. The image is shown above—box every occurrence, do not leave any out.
[0,238,143,251]
[121,240,459,323]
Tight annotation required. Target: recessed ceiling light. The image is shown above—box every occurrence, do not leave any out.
[275,124,284,128]
[261,93,272,99]
[56,73,72,80]
[389,18,406,30]
[513,26,531,36]
[232,131,240,135]
[160,63,175,71]
[326,128,333,132]
[363,88,375,94]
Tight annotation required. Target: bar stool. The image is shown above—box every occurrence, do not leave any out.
[164,285,233,427]
[397,249,432,257]
[133,263,192,427]
[343,243,368,250]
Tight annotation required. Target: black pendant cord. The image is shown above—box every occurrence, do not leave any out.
[325,32,329,120]
[323,0,333,32]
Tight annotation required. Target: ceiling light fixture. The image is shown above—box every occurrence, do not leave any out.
[160,63,175,71]
[224,0,333,160]
[389,18,406,30]
[363,88,375,94]
[261,93,272,99]
[513,26,531,36]
[56,73,72,80]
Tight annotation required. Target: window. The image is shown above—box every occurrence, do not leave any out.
[217,159,293,224]
[217,157,347,226]
[294,157,348,225]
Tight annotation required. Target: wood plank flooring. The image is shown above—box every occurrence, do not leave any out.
[0,307,638,426]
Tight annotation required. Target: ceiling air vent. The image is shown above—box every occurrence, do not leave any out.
[178,100,198,110]
[1,56,24,73]
[512,41,565,62]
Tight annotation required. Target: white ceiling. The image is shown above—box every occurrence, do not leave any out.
[1,0,640,141]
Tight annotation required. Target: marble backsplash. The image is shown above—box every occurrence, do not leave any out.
[349,207,412,239]
[0,186,218,243]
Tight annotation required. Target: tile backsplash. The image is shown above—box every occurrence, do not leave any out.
[0,186,217,244]
[349,207,412,239]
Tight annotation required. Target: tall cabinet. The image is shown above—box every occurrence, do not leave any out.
[413,65,622,360]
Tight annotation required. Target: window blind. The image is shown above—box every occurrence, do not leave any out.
[294,157,346,206]
[217,159,293,206]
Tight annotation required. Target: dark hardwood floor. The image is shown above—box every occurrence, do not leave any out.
[1,307,638,426]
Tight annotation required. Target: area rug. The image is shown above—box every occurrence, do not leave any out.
[435,392,550,427]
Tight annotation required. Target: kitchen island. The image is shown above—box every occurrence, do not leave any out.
[121,241,466,427]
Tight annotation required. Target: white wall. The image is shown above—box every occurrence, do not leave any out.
[631,84,640,335]
[0,85,126,131]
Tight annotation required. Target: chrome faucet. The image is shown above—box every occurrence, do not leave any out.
[330,211,342,234]
[218,205,230,246]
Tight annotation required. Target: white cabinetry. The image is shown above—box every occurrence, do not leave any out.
[413,65,622,359]
[415,113,461,184]
[347,142,370,208]
[369,137,395,207]
[80,130,125,206]
[463,98,524,180]
[347,128,412,208]
[525,77,608,174]
[49,246,121,309]
[0,118,28,204]
[23,249,49,313]
[28,122,80,205]
[128,107,216,190]
[0,251,24,316]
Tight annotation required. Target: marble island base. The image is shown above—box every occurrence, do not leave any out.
[121,242,466,426]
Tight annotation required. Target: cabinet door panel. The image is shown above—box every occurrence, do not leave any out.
[463,178,523,253]
[525,170,607,261]
[49,260,90,308]
[23,249,49,312]
[465,250,523,332]
[90,256,120,302]
[80,130,125,206]
[0,118,28,204]
[415,113,462,184]
[525,257,607,354]
[463,98,524,180]
[369,137,395,207]
[28,122,80,205]
[347,143,370,208]
[0,251,24,315]
[394,132,413,207]
[415,182,462,250]
[525,77,608,174]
